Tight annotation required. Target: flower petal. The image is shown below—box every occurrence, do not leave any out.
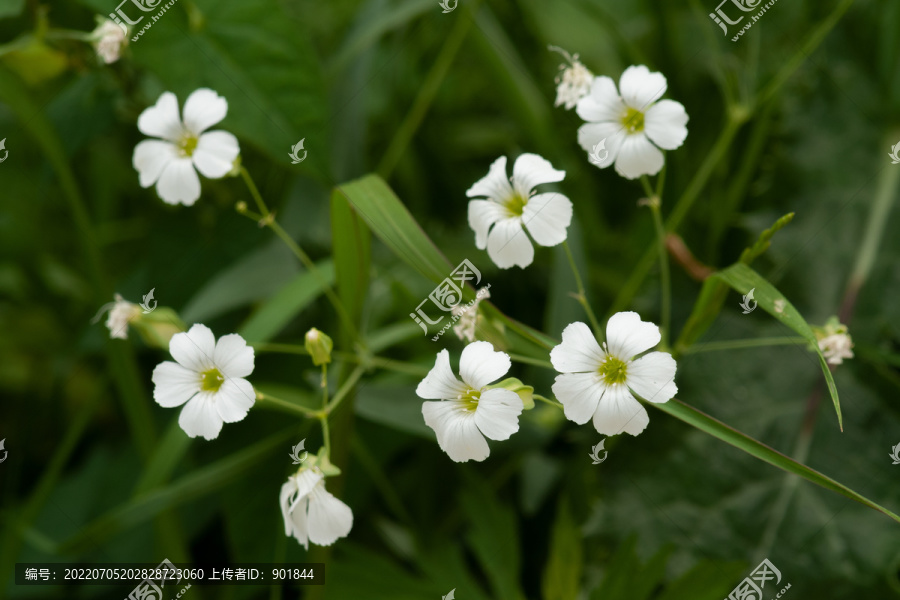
[552,372,604,425]
[279,479,298,536]
[307,484,354,546]
[169,324,216,372]
[468,199,508,250]
[474,388,522,441]
[592,384,649,436]
[133,140,177,188]
[289,496,310,549]
[605,311,661,360]
[152,361,200,407]
[422,400,490,462]
[459,341,510,389]
[522,192,572,247]
[486,218,534,269]
[214,333,254,378]
[178,392,224,440]
[182,88,228,135]
[137,91,183,141]
[627,351,677,403]
[613,133,664,180]
[618,65,667,110]
[577,122,627,169]
[575,76,626,122]
[416,349,467,400]
[214,377,255,423]
[155,158,201,206]
[643,99,689,150]
[466,156,513,201]
[511,153,565,199]
[193,131,240,179]
[550,321,606,373]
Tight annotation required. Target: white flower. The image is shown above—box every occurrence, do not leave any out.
[417,342,523,462]
[466,154,573,269]
[92,19,127,64]
[279,467,353,549]
[98,293,139,339]
[550,313,677,436]
[555,58,593,110]
[818,333,854,365]
[151,324,255,440]
[452,286,491,342]
[133,89,240,206]
[576,65,688,180]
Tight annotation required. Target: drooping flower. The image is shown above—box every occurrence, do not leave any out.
[95,293,140,339]
[151,324,255,440]
[279,466,353,549]
[452,286,491,342]
[576,65,688,180]
[550,313,677,436]
[551,47,594,110]
[133,89,240,206]
[417,342,523,462]
[813,318,854,365]
[91,18,128,64]
[466,154,573,269]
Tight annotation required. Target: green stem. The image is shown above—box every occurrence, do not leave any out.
[562,240,602,338]
[682,337,807,354]
[321,415,331,458]
[642,177,670,348]
[324,365,366,415]
[533,394,564,409]
[46,29,94,42]
[255,391,318,417]
[508,353,554,369]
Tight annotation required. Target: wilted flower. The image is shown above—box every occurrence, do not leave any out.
[576,65,688,180]
[467,153,573,269]
[417,342,523,462]
[133,88,240,206]
[550,313,677,436]
[452,286,491,343]
[279,466,353,549]
[551,47,594,110]
[96,294,140,339]
[91,19,128,64]
[151,324,255,440]
[814,318,854,365]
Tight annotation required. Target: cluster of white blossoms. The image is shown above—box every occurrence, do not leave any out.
[553,53,594,110]
[814,318,854,366]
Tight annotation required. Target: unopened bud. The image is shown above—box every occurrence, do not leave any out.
[305,328,333,366]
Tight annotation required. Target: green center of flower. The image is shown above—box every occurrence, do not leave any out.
[200,368,225,392]
[622,107,645,133]
[503,193,528,217]
[177,133,199,157]
[598,356,628,385]
[459,388,481,411]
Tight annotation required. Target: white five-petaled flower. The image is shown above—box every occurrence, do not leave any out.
[133,89,240,206]
[417,342,523,462]
[151,324,255,440]
[576,65,688,180]
[550,313,677,436]
[467,154,573,269]
[92,19,128,64]
[279,467,353,549]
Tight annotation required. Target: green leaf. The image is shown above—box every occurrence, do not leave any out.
[653,400,900,524]
[237,260,335,343]
[0,0,25,19]
[542,497,582,600]
[330,187,371,341]
[712,262,842,430]
[655,559,747,600]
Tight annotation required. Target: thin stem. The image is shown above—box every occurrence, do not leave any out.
[682,337,807,354]
[324,365,366,415]
[46,29,94,41]
[562,240,603,338]
[321,364,329,408]
[508,353,554,369]
[255,391,318,417]
[320,416,331,458]
[650,202,670,348]
[533,394,564,409]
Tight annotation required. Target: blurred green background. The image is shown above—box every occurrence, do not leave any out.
[2,0,900,598]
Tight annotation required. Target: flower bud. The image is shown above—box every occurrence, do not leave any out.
[488,377,534,410]
[305,328,333,366]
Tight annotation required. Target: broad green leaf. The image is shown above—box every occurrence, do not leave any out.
[654,559,747,600]
[330,188,371,342]
[542,497,582,600]
[712,262,842,430]
[653,400,900,524]
[238,260,335,343]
